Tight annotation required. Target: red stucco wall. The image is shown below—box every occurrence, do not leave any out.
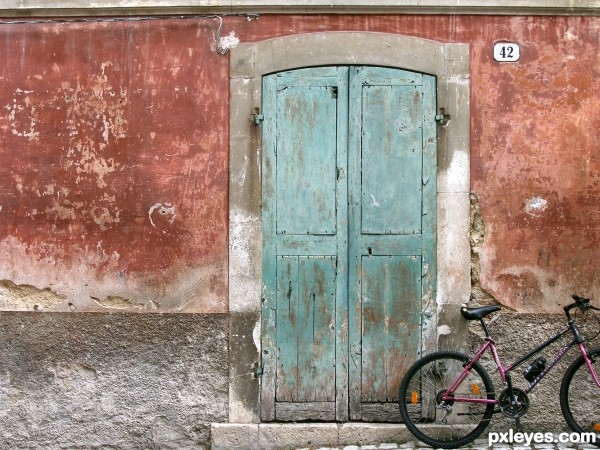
[0,19,229,312]
[1,15,598,312]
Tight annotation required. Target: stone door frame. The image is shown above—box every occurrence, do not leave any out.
[228,31,470,423]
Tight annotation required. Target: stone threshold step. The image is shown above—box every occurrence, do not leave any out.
[210,423,414,450]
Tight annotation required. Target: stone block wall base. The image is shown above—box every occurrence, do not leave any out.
[210,423,414,450]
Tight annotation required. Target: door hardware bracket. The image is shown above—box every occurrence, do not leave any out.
[252,109,264,125]
[435,108,450,125]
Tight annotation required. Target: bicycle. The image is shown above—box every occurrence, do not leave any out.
[398,294,600,449]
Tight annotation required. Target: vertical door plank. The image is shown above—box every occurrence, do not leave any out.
[360,255,388,403]
[297,256,337,402]
[276,256,299,402]
[421,75,438,356]
[261,73,279,421]
[347,66,364,420]
[334,69,350,422]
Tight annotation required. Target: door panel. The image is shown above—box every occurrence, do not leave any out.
[361,84,423,235]
[360,255,422,405]
[275,85,338,236]
[275,256,337,403]
[261,67,349,421]
[348,66,436,421]
[261,66,436,422]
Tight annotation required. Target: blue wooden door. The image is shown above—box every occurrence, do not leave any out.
[348,67,437,421]
[261,66,436,422]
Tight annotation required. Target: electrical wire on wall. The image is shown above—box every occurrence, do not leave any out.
[0,13,259,55]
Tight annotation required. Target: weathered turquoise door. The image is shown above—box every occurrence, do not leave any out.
[261,66,436,422]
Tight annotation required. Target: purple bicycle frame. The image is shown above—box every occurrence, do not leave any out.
[441,331,600,405]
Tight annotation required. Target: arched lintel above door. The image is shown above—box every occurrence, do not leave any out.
[228,31,470,423]
[231,31,467,79]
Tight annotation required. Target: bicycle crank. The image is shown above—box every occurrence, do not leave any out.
[498,388,530,419]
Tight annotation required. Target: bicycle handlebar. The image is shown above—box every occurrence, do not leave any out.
[564,294,600,318]
[572,293,591,305]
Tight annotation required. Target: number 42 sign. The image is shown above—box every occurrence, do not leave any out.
[493,42,520,62]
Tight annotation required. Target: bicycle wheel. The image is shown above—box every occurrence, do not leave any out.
[560,347,600,448]
[398,351,495,449]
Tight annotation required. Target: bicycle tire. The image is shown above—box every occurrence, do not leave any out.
[398,351,495,449]
[560,347,600,448]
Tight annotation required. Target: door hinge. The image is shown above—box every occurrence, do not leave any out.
[435,108,450,125]
[253,363,263,377]
[252,112,264,125]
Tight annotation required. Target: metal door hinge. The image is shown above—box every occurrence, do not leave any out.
[252,112,264,125]
[253,363,263,377]
[435,108,450,125]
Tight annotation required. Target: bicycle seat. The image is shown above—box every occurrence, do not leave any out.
[460,305,501,320]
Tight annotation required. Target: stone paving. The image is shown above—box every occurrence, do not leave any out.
[295,437,599,450]
[210,423,599,449]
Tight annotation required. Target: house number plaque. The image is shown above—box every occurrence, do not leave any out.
[493,42,520,62]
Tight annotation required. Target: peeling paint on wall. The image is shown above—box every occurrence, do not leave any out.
[0,19,229,313]
[5,89,39,140]
[437,324,451,335]
[229,15,600,313]
[1,15,600,314]
[525,196,549,217]
[469,16,600,312]
[218,31,240,52]
[91,295,144,310]
[0,280,66,311]
[469,193,500,307]
[148,202,176,233]
[229,208,261,313]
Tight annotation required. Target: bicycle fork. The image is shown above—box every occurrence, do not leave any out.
[579,343,600,388]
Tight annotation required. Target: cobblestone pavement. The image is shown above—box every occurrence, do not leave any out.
[295,437,599,450]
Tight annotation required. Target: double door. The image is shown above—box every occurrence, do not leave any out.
[260,66,436,421]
